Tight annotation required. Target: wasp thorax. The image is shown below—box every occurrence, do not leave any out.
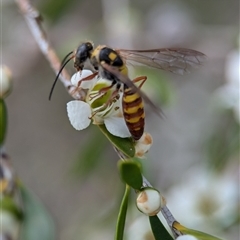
[74,42,94,71]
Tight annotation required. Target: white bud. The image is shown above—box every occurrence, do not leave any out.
[176,235,198,240]
[135,132,153,158]
[136,188,165,216]
[0,65,12,98]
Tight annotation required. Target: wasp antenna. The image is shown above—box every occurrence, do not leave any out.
[49,56,74,101]
[60,51,74,66]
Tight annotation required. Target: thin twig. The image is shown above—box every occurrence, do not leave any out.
[15,0,86,100]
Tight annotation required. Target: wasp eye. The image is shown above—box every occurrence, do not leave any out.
[86,42,93,51]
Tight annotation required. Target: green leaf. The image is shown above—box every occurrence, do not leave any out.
[115,184,131,240]
[71,127,108,178]
[118,160,142,190]
[149,215,173,240]
[40,0,80,23]
[0,99,7,145]
[20,186,55,240]
[206,113,240,171]
[173,221,223,240]
[98,124,135,158]
[1,196,23,221]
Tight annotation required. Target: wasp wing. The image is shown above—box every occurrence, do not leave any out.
[101,62,164,118]
[117,48,206,75]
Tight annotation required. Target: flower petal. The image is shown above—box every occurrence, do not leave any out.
[104,116,131,138]
[71,70,97,89]
[67,100,91,130]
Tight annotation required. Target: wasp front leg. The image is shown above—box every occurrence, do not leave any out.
[70,71,99,100]
[75,71,99,88]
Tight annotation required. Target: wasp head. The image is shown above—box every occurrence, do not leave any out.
[74,42,94,71]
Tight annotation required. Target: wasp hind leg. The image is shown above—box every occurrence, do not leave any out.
[132,76,147,89]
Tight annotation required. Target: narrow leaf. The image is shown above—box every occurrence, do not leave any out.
[149,215,173,240]
[20,186,55,240]
[115,184,131,240]
[98,124,135,158]
[173,221,223,240]
[118,160,143,190]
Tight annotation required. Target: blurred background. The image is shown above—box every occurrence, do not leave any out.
[2,0,239,239]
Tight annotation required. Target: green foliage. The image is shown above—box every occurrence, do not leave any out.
[71,127,109,177]
[118,159,143,190]
[149,215,173,240]
[98,124,135,158]
[19,186,55,240]
[115,185,131,240]
[0,99,7,145]
[206,111,240,171]
[1,196,23,221]
[173,222,223,240]
[40,0,80,23]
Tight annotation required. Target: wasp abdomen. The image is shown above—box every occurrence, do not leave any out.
[122,86,145,140]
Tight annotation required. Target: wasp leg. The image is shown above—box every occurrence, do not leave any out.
[89,92,120,119]
[76,71,99,88]
[132,76,147,89]
[71,72,99,98]
[88,80,117,100]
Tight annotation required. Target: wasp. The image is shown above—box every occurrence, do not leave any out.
[49,42,206,140]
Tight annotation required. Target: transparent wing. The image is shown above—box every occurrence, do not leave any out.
[117,48,206,75]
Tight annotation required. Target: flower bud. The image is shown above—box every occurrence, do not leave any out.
[135,132,153,158]
[136,188,166,216]
[176,235,198,240]
[0,65,12,99]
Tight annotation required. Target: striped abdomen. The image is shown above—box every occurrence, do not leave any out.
[122,85,145,140]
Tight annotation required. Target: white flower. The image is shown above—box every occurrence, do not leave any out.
[166,167,238,233]
[67,70,131,138]
[214,50,240,122]
[125,216,154,240]
[126,213,172,240]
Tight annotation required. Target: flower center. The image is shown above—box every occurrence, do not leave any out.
[87,80,119,118]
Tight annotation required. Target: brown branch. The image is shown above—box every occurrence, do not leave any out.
[15,0,86,100]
